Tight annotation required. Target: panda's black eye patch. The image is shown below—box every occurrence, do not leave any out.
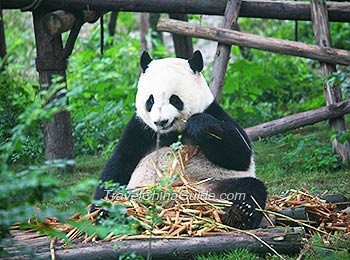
[169,95,184,111]
[146,95,154,112]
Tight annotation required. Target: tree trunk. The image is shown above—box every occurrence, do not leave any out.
[157,18,350,65]
[33,9,74,172]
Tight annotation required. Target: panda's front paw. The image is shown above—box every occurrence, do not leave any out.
[185,113,223,143]
[221,202,258,229]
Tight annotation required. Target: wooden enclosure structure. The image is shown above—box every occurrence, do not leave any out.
[1,0,350,165]
[1,0,350,258]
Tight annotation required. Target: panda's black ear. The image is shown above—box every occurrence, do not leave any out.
[188,50,203,73]
[140,51,153,73]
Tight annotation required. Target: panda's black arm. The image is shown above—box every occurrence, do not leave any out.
[185,101,252,171]
[93,114,157,202]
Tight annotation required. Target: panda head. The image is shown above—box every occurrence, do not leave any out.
[135,51,214,133]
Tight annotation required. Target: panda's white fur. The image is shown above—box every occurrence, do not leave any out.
[136,57,214,134]
[127,146,255,190]
[93,51,266,229]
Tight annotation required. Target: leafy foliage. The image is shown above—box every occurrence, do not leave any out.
[67,25,141,155]
[222,48,324,127]
[278,133,340,172]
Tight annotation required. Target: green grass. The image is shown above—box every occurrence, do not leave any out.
[195,248,260,260]
[254,122,350,197]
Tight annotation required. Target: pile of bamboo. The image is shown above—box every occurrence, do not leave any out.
[267,189,350,238]
[38,146,236,243]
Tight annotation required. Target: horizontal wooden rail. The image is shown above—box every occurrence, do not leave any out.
[1,1,350,22]
[157,18,350,65]
[246,100,350,141]
[8,228,303,259]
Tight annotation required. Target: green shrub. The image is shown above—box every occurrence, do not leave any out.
[67,25,141,155]
[277,133,340,172]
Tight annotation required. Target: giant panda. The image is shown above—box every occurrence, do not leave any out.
[92,50,267,229]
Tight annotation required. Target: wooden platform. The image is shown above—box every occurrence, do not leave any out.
[4,227,305,259]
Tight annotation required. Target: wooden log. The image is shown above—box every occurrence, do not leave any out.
[157,18,350,66]
[108,11,118,36]
[1,1,350,22]
[7,228,304,259]
[0,5,6,61]
[140,13,148,52]
[42,10,100,36]
[168,14,193,59]
[210,0,242,101]
[310,0,350,162]
[33,9,75,171]
[245,100,350,141]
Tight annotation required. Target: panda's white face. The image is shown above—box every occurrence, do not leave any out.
[136,55,214,133]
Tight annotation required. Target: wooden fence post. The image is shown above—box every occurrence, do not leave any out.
[310,0,350,162]
[140,13,148,51]
[210,0,242,101]
[168,13,193,59]
[108,11,118,36]
[33,9,75,171]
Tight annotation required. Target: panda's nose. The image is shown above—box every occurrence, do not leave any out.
[154,119,169,128]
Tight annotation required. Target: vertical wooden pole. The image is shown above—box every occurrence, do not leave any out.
[310,0,350,162]
[108,11,118,37]
[0,5,6,63]
[33,9,75,171]
[168,13,193,59]
[209,0,242,101]
[140,13,148,52]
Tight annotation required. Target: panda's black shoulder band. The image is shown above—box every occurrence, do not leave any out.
[188,50,203,73]
[140,51,153,73]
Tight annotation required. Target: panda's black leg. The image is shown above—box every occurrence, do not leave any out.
[211,177,267,229]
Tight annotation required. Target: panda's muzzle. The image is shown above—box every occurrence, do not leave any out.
[154,119,175,130]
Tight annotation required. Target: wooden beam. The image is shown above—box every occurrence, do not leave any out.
[168,14,193,59]
[1,1,350,22]
[310,0,350,162]
[210,0,242,101]
[245,100,350,141]
[42,10,99,36]
[33,9,75,171]
[157,18,350,66]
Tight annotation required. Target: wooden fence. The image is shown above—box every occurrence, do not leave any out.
[0,0,349,165]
